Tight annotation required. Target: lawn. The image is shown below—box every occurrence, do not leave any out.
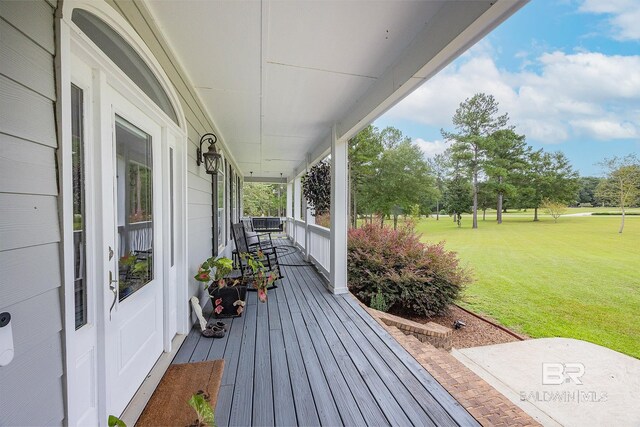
[414,211,640,359]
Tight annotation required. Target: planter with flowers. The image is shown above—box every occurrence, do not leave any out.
[194,257,247,318]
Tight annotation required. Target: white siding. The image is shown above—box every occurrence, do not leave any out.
[0,1,65,425]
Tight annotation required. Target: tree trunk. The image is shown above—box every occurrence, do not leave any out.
[497,176,503,224]
[482,209,486,221]
[472,160,478,229]
[619,185,625,233]
[380,214,384,229]
[393,215,398,230]
[453,212,457,222]
[352,188,357,228]
[457,213,462,227]
[533,207,539,221]
[436,200,439,220]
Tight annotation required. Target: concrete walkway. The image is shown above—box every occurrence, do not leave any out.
[454,338,640,427]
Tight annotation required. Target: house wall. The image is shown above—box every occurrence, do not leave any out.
[105,0,241,302]
[0,1,66,425]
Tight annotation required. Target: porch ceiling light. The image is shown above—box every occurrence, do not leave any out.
[197,133,221,174]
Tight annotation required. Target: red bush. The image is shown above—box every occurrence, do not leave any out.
[348,222,471,317]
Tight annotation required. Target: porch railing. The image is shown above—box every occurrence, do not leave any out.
[294,218,306,250]
[307,223,330,278]
[286,217,331,280]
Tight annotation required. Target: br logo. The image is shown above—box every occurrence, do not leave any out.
[542,362,585,385]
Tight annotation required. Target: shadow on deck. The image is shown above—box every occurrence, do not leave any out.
[173,239,478,427]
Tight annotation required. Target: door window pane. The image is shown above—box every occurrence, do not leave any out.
[217,166,225,249]
[71,85,87,329]
[237,176,241,217]
[116,117,153,301]
[72,9,178,125]
[169,147,175,267]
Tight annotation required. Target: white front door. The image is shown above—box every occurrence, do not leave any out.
[103,86,164,417]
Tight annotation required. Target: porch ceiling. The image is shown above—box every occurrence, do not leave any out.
[146,0,526,179]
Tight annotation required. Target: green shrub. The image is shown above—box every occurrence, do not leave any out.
[369,291,390,312]
[348,222,471,317]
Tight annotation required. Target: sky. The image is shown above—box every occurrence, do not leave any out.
[374,0,640,177]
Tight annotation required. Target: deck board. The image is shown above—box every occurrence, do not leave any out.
[268,287,297,426]
[172,239,479,427]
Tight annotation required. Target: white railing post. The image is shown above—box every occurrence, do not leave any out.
[330,125,348,294]
[293,176,301,243]
[286,180,293,237]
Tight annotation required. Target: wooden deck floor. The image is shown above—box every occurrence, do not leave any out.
[173,239,478,427]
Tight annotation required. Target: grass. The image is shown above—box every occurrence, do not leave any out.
[414,211,640,359]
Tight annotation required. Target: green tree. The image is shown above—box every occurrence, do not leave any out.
[443,174,473,227]
[485,129,530,223]
[370,140,436,229]
[541,199,568,223]
[379,126,409,149]
[595,154,640,233]
[577,177,604,206]
[427,152,448,220]
[442,93,510,229]
[476,182,494,221]
[242,183,283,217]
[520,150,579,221]
[349,125,384,227]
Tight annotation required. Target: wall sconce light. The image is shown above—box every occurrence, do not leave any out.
[197,133,221,174]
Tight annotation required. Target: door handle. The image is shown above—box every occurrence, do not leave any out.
[108,270,118,320]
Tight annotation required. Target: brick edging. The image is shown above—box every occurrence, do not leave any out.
[366,307,541,426]
[365,306,453,350]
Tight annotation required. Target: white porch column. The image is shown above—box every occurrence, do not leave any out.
[304,156,311,261]
[330,125,348,294]
[286,181,293,218]
[293,176,302,219]
[286,180,293,237]
[293,176,302,246]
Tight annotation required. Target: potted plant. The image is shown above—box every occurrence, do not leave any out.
[194,257,246,317]
[243,251,279,303]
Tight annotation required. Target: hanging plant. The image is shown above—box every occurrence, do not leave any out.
[302,160,331,216]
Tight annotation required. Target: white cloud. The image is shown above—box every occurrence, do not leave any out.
[570,119,638,140]
[579,0,640,41]
[385,46,640,145]
[414,138,450,158]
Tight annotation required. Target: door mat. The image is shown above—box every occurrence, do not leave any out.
[137,360,224,426]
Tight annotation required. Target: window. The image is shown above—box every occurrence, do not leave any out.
[115,117,154,301]
[169,147,174,267]
[71,85,87,329]
[237,176,241,218]
[216,160,225,250]
[227,161,232,241]
[71,9,178,125]
[230,168,236,224]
